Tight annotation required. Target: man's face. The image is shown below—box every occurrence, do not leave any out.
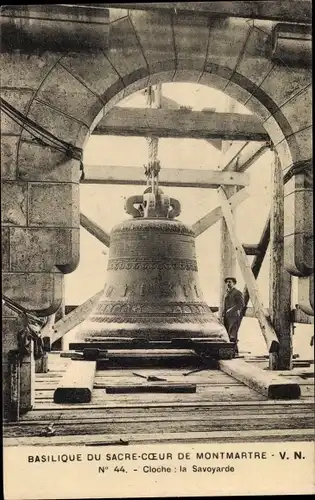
[225,279,235,291]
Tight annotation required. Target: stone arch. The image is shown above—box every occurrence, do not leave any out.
[2,9,312,317]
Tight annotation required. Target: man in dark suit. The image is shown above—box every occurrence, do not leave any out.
[222,277,244,354]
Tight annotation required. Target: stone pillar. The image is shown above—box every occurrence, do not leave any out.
[1,59,81,420]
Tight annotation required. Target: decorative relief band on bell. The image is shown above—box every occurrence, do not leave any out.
[89,315,213,324]
[111,221,195,236]
[107,259,198,271]
[94,301,213,316]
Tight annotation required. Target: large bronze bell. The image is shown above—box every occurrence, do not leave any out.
[76,188,230,345]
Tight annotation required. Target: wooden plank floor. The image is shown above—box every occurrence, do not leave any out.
[3,352,314,446]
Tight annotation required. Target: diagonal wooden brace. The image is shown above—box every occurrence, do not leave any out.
[192,188,249,236]
[80,213,110,247]
[217,187,279,354]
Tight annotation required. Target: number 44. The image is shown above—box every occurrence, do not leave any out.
[114,466,126,472]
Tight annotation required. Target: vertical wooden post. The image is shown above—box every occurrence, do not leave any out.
[52,281,66,351]
[219,99,237,318]
[20,340,35,414]
[269,151,293,370]
[219,186,237,316]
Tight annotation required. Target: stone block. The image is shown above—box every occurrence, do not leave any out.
[236,26,274,86]
[285,127,313,165]
[224,79,252,106]
[1,135,18,180]
[284,233,313,277]
[28,182,80,228]
[260,66,312,109]
[172,68,203,83]
[2,317,24,353]
[1,181,27,226]
[284,187,313,276]
[148,69,176,87]
[199,71,227,92]
[297,275,314,315]
[263,115,285,147]
[2,227,10,271]
[274,138,294,171]
[26,99,89,145]
[106,17,148,86]
[0,89,34,135]
[206,18,251,72]
[128,10,175,71]
[124,76,150,99]
[103,88,126,116]
[10,227,80,273]
[244,93,272,122]
[276,85,312,136]
[173,12,209,69]
[18,141,81,183]
[2,272,64,314]
[0,52,61,90]
[109,8,128,23]
[36,63,104,126]
[59,52,121,104]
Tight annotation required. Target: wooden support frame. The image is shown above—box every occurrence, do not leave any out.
[242,215,270,311]
[80,213,110,247]
[192,188,249,236]
[217,187,279,354]
[221,142,269,173]
[52,291,103,344]
[82,165,250,188]
[53,360,96,404]
[94,108,269,142]
[269,152,293,370]
[19,341,35,414]
[219,359,300,399]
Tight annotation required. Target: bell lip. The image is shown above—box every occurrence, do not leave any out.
[76,321,230,343]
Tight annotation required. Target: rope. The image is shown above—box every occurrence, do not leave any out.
[0,98,85,181]
[143,85,161,194]
[3,295,47,359]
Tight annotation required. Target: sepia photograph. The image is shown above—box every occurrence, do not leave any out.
[1,1,314,498]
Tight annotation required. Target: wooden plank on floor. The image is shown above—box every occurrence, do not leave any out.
[19,403,315,423]
[105,384,197,394]
[53,361,96,404]
[219,359,301,399]
[27,399,312,412]
[35,384,268,403]
[4,414,314,438]
[3,426,314,446]
[12,410,314,427]
[3,428,314,447]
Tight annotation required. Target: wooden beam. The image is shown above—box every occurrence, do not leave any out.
[82,165,250,188]
[192,188,249,236]
[52,291,103,343]
[93,108,269,142]
[269,153,292,370]
[104,2,311,23]
[105,384,197,394]
[80,213,110,247]
[243,215,270,311]
[8,351,20,422]
[219,100,237,317]
[243,244,261,256]
[221,141,270,172]
[19,341,35,414]
[219,359,301,399]
[53,360,96,404]
[218,187,279,353]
